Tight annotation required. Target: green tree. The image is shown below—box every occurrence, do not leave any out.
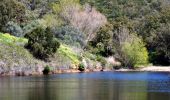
[25,27,60,60]
[122,35,149,68]
[90,23,114,56]
[113,27,148,68]
[0,0,26,31]
[150,24,170,65]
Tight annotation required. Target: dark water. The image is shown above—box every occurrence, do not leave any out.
[0,72,170,100]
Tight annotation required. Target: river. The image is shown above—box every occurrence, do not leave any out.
[0,72,170,100]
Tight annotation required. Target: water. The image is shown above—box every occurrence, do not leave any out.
[0,72,170,100]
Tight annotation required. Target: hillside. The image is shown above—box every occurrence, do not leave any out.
[0,33,43,75]
[0,33,108,75]
[0,0,169,75]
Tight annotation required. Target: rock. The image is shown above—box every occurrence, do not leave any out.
[35,64,43,74]
[82,58,88,69]
[106,56,121,66]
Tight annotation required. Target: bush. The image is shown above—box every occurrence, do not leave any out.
[121,34,149,68]
[43,65,51,75]
[112,26,149,68]
[4,20,40,37]
[52,25,85,47]
[25,27,60,60]
[96,55,107,67]
[78,63,85,72]
[113,65,121,70]
[23,20,40,35]
[4,21,24,37]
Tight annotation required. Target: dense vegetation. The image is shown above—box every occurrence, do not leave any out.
[0,0,169,72]
[25,27,60,60]
[81,0,170,66]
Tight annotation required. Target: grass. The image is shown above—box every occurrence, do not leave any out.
[0,33,82,70]
[0,33,40,69]
[0,33,28,46]
[57,44,80,65]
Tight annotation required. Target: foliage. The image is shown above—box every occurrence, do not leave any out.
[4,21,24,37]
[137,5,170,65]
[80,0,170,66]
[121,35,149,67]
[150,25,170,65]
[113,27,148,68]
[5,20,43,37]
[4,20,41,38]
[23,20,40,35]
[89,23,114,56]
[0,33,40,69]
[43,65,51,75]
[80,0,162,20]
[52,25,85,47]
[82,51,96,61]
[0,33,28,46]
[47,0,80,28]
[96,55,107,67]
[0,0,26,31]
[57,44,80,65]
[42,14,64,28]
[78,63,85,71]
[52,1,107,43]
[25,27,60,60]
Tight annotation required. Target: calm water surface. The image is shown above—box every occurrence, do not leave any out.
[0,72,170,100]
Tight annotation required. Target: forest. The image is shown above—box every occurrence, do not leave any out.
[0,0,170,75]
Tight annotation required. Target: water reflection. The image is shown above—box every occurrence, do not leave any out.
[0,72,170,100]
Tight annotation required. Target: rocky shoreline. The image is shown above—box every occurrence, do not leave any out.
[0,66,169,76]
[0,69,107,76]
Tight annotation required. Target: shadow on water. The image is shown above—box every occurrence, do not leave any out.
[0,72,170,100]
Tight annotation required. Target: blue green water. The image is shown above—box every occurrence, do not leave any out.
[0,72,170,100]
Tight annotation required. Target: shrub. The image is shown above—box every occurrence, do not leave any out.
[43,65,51,75]
[96,55,107,67]
[78,63,85,72]
[113,65,121,70]
[25,27,60,60]
[121,34,149,68]
[52,25,85,47]
[113,27,149,68]
[4,20,40,37]
[4,21,24,37]
[23,20,40,35]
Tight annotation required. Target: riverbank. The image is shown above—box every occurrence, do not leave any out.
[0,33,110,76]
[115,66,170,72]
[0,66,170,76]
[0,69,101,76]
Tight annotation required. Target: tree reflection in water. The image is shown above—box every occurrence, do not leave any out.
[0,72,169,100]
